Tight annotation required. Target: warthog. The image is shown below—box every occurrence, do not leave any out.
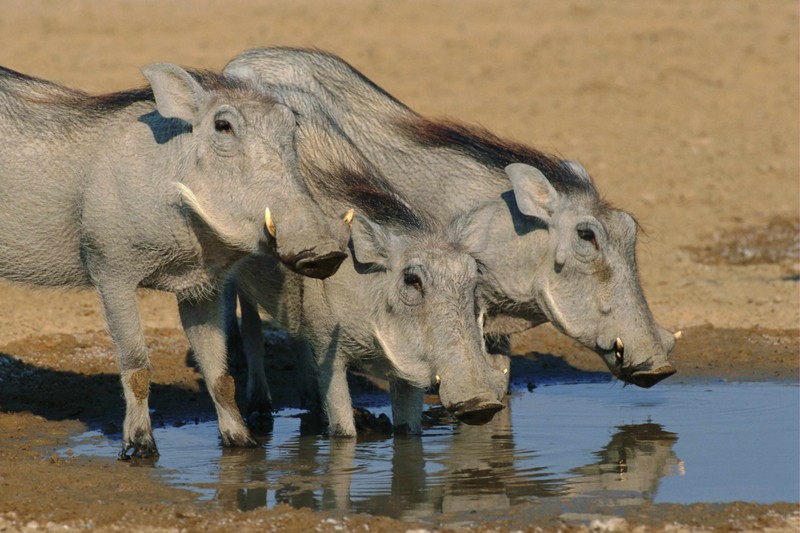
[224,48,678,390]
[233,211,506,436]
[0,63,353,458]
[220,87,507,435]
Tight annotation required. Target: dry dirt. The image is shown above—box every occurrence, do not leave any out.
[0,1,798,531]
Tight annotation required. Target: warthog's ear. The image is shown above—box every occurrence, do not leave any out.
[350,214,396,269]
[505,163,560,223]
[142,64,209,125]
[449,203,497,255]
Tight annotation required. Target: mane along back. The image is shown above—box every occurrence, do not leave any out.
[398,116,599,197]
[309,162,428,232]
[1,66,273,119]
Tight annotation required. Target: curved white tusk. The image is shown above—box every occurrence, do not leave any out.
[503,368,509,375]
[435,375,441,385]
[264,207,276,237]
[673,330,682,340]
[615,337,624,352]
[343,208,355,227]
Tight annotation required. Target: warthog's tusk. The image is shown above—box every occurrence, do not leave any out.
[503,368,509,375]
[614,337,624,361]
[673,330,682,340]
[264,207,276,238]
[343,208,355,227]
[435,375,441,385]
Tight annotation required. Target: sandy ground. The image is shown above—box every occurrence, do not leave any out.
[0,0,798,531]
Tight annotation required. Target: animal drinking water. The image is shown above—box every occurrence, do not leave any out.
[221,86,507,435]
[0,63,352,457]
[224,48,678,394]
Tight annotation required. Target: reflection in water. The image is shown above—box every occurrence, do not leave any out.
[565,423,680,504]
[64,382,799,524]
[202,398,681,522]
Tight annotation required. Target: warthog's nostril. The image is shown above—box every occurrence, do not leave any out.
[291,250,348,279]
[449,399,504,425]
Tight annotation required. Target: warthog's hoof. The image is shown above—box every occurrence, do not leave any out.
[246,409,274,434]
[449,399,505,426]
[627,365,677,388]
[353,407,393,435]
[118,439,159,461]
[220,430,259,448]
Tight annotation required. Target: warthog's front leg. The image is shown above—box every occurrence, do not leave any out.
[315,334,356,437]
[390,379,424,435]
[178,295,256,448]
[96,281,158,460]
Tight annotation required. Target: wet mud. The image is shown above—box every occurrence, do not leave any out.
[1,0,798,531]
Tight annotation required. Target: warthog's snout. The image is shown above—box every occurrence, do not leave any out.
[624,364,677,388]
[610,334,678,388]
[287,248,348,279]
[447,398,505,425]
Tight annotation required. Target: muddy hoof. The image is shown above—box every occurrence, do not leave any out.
[118,440,159,461]
[451,400,504,426]
[628,365,677,388]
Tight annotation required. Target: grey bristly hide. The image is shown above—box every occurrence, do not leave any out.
[0,63,353,458]
[223,48,677,389]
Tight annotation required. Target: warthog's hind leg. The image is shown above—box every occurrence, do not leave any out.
[236,289,274,427]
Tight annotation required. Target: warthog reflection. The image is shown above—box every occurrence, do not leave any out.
[207,401,682,521]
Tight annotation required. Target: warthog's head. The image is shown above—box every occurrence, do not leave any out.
[351,209,507,426]
[142,64,349,279]
[487,162,676,388]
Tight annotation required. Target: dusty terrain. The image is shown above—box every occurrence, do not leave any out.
[0,1,798,531]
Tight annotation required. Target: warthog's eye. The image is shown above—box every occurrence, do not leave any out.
[214,119,233,134]
[403,272,423,293]
[577,227,598,250]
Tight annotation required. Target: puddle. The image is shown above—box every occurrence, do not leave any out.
[64,381,799,525]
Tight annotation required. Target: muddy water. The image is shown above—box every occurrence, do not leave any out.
[63,381,799,527]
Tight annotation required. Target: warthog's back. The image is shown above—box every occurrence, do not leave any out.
[0,66,155,287]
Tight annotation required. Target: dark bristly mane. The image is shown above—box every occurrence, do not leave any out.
[399,116,598,196]
[310,163,427,232]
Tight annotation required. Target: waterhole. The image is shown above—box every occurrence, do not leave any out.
[63,380,798,526]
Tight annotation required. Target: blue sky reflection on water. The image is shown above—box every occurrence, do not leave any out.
[65,381,800,518]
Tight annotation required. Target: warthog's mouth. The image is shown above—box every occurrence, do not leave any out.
[287,250,348,279]
[622,364,677,388]
[447,399,505,425]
